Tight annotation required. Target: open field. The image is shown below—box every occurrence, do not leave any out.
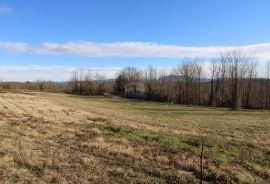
[0,91,269,183]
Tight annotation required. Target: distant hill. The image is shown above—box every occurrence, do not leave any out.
[159,75,211,82]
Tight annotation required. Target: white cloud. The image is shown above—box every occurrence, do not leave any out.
[0,5,13,15]
[0,66,122,82]
[1,41,270,60]
[1,41,270,81]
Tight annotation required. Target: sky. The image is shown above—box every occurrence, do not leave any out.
[0,0,270,81]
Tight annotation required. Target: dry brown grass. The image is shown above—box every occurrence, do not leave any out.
[0,91,269,183]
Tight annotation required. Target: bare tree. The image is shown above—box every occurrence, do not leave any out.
[36,80,45,91]
[157,68,170,102]
[180,62,197,104]
[71,71,79,94]
[220,55,228,106]
[209,59,219,106]
[84,70,93,95]
[95,72,107,95]
[245,60,257,108]
[195,59,204,105]
[226,51,247,110]
[144,66,157,100]
[266,62,270,109]
[115,73,127,96]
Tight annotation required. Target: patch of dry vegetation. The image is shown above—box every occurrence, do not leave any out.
[0,92,269,183]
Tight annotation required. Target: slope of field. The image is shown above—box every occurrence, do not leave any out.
[0,91,269,183]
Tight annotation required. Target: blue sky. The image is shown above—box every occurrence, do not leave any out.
[0,0,270,81]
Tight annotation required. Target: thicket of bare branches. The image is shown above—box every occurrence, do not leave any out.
[0,70,114,95]
[114,51,270,110]
[69,70,113,95]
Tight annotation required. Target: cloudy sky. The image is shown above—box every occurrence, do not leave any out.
[1,0,270,81]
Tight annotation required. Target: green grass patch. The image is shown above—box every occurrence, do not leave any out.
[80,124,92,129]
[96,125,214,150]
[95,125,265,167]
[244,160,257,170]
[216,153,232,164]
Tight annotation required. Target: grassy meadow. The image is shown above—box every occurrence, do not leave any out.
[0,91,269,183]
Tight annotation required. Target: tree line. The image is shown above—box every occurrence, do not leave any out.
[0,70,113,95]
[69,70,112,95]
[115,51,270,110]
